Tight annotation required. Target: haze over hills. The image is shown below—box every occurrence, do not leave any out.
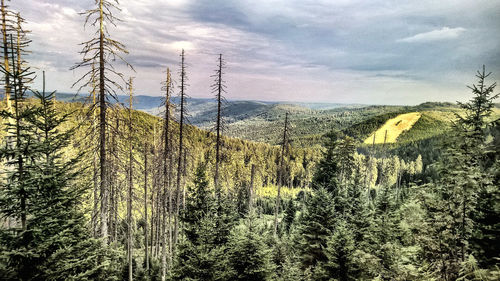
[48,92,500,148]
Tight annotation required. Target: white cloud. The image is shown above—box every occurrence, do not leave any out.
[398,27,466,43]
[6,0,499,104]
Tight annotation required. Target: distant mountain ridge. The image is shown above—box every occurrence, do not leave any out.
[45,92,496,147]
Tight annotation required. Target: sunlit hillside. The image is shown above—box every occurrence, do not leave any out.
[364,112,422,144]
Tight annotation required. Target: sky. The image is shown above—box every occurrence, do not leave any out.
[9,0,500,105]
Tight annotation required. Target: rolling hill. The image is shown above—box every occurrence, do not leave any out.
[48,93,500,148]
[363,112,422,144]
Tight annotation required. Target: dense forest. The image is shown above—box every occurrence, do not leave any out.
[0,1,499,281]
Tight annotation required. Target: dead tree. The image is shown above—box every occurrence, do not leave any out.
[126,78,134,281]
[249,164,255,214]
[1,0,13,113]
[212,54,227,197]
[72,0,133,243]
[174,49,188,247]
[274,112,289,236]
[91,63,99,237]
[161,68,173,281]
[143,140,149,272]
[109,112,120,242]
[150,125,158,260]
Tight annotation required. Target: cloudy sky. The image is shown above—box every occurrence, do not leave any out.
[10,0,500,105]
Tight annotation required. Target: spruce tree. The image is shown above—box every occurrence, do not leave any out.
[1,73,122,280]
[173,164,230,281]
[294,188,336,269]
[322,220,357,281]
[283,199,296,234]
[312,131,340,193]
[227,215,274,281]
[420,66,498,280]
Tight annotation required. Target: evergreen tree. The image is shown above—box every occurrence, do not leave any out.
[227,215,274,281]
[283,199,296,234]
[312,132,340,193]
[173,164,230,281]
[294,188,336,270]
[322,220,357,281]
[1,76,122,280]
[0,36,38,278]
[420,66,498,280]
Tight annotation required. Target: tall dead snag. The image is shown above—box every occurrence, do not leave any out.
[249,164,255,214]
[109,111,120,242]
[212,54,226,198]
[127,77,134,281]
[144,140,149,272]
[174,49,188,247]
[150,125,157,260]
[72,0,132,243]
[274,112,289,236]
[1,0,13,113]
[161,68,173,281]
[90,63,99,237]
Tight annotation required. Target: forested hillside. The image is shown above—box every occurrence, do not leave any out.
[0,1,499,281]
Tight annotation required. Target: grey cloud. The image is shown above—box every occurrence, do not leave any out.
[6,0,500,104]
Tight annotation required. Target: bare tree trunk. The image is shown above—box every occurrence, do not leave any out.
[91,67,99,237]
[182,150,187,211]
[249,164,255,213]
[168,133,174,267]
[214,54,224,196]
[1,0,12,113]
[150,125,157,259]
[107,111,118,242]
[144,141,149,272]
[112,116,120,242]
[161,68,172,281]
[127,78,134,281]
[98,0,109,243]
[150,153,156,260]
[174,49,187,247]
[274,112,288,236]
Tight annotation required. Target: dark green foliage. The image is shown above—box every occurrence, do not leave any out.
[174,164,234,281]
[294,188,336,269]
[322,220,357,281]
[312,131,340,193]
[0,89,122,280]
[283,199,296,234]
[343,111,403,141]
[227,216,274,281]
[235,183,250,218]
[418,66,499,280]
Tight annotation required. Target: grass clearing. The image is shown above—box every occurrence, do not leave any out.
[364,112,422,144]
